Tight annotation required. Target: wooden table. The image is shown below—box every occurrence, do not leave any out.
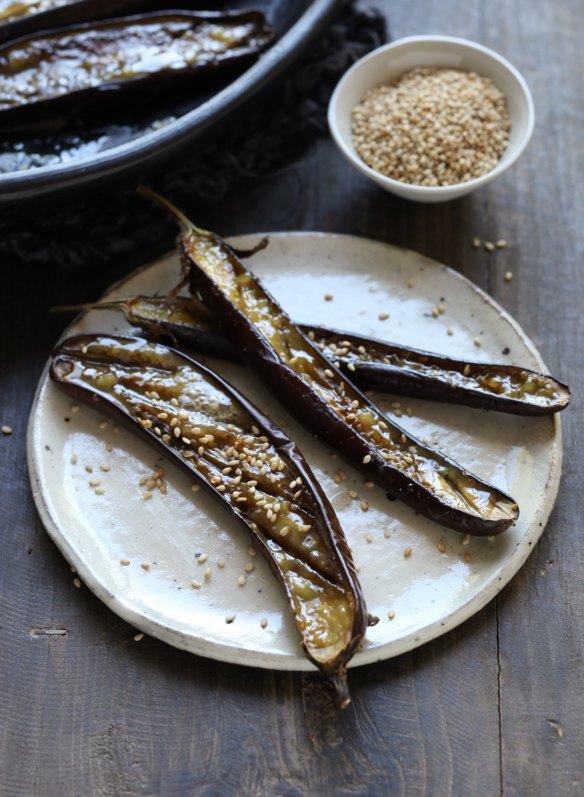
[1,1,582,794]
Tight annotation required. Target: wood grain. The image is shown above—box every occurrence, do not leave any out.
[1,0,583,794]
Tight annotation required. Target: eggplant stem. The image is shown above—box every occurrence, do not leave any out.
[50,300,123,314]
[137,185,211,237]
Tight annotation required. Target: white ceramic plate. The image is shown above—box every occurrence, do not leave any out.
[28,233,562,670]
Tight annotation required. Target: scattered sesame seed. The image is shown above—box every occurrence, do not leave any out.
[404,546,412,558]
[463,364,471,376]
[464,551,473,562]
[474,337,482,347]
[245,563,255,573]
[99,420,108,430]
[407,278,415,289]
[484,241,495,252]
[438,542,446,553]
[388,609,395,620]
[89,478,101,487]
[447,327,454,336]
[472,238,481,249]
[142,490,153,500]
[366,533,373,544]
[225,614,236,624]
[85,465,93,473]
[496,239,507,249]
[347,362,356,372]
[100,463,110,472]
[1,425,12,435]
[360,500,369,512]
[462,534,470,545]
[204,567,211,582]
[198,553,208,565]
[260,618,268,629]
[378,312,389,321]
[237,575,246,587]
[324,294,333,301]
[349,490,359,499]
[248,547,256,557]
[504,271,514,282]
[70,454,77,465]
[217,558,225,569]
[383,528,391,538]
[73,578,81,589]
[120,558,130,566]
[140,563,151,571]
[112,426,119,436]
[191,483,200,492]
[363,454,372,464]
[106,442,113,452]
[95,488,105,496]
[134,633,144,642]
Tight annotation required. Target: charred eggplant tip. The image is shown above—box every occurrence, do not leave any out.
[51,357,75,379]
[330,667,352,710]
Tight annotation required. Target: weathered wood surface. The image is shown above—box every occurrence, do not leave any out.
[1,0,583,794]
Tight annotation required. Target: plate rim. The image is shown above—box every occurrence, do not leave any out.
[27,231,563,671]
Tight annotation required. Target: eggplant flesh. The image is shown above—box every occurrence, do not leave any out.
[0,1,228,43]
[82,295,570,417]
[0,10,273,126]
[136,194,519,535]
[50,333,368,706]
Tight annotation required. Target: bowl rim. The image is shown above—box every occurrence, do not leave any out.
[328,34,535,196]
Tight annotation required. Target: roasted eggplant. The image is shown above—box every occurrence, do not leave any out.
[0,10,273,128]
[0,1,228,43]
[67,294,570,416]
[140,191,520,535]
[50,333,370,707]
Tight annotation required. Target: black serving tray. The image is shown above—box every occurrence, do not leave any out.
[0,0,341,204]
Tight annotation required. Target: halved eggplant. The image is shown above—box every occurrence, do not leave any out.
[140,190,520,535]
[0,10,273,128]
[50,333,370,707]
[64,294,570,416]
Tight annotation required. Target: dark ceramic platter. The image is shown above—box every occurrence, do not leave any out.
[0,0,341,203]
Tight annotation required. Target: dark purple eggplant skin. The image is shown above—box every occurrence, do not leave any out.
[303,325,572,417]
[0,10,274,130]
[94,296,570,417]
[156,210,520,536]
[49,333,369,705]
[0,1,232,44]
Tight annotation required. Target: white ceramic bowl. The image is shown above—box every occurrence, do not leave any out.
[328,35,535,203]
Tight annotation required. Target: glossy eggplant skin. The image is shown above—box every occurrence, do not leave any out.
[136,198,520,536]
[0,1,228,44]
[0,10,273,128]
[89,295,571,417]
[50,333,369,707]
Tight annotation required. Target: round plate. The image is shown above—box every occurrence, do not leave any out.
[27,233,562,670]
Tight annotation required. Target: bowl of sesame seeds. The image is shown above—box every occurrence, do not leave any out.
[328,35,534,202]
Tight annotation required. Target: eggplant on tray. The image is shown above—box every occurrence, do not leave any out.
[50,333,371,708]
[66,293,571,417]
[139,190,520,536]
[0,9,273,128]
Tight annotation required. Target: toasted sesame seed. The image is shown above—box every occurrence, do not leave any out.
[364,480,375,488]
[404,546,412,558]
[100,463,110,472]
[191,579,201,589]
[245,563,255,573]
[73,577,81,589]
[251,425,260,435]
[70,454,77,465]
[71,404,79,413]
[99,420,108,430]
[463,364,471,376]
[106,442,113,452]
[95,488,105,496]
[408,278,415,289]
[388,609,395,620]
[462,534,470,545]
[174,427,181,438]
[438,542,446,553]
[349,490,359,499]
[347,362,356,372]
[134,633,144,641]
[85,465,93,473]
[360,500,369,512]
[366,533,373,544]
[225,614,236,624]
[504,271,514,282]
[237,575,246,587]
[279,526,290,537]
[198,553,208,564]
[89,478,101,487]
[217,558,225,568]
[204,567,211,582]
[447,327,454,336]
[363,454,372,464]
[496,239,507,249]
[324,294,333,301]
[140,563,151,571]
[248,547,256,557]
[1,425,12,435]
[472,238,481,248]
[378,312,389,321]
[464,551,473,562]
[474,337,482,347]
[260,618,268,629]
[383,528,391,538]
[484,241,495,252]
[324,369,334,378]
[120,558,130,566]
[142,490,153,500]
